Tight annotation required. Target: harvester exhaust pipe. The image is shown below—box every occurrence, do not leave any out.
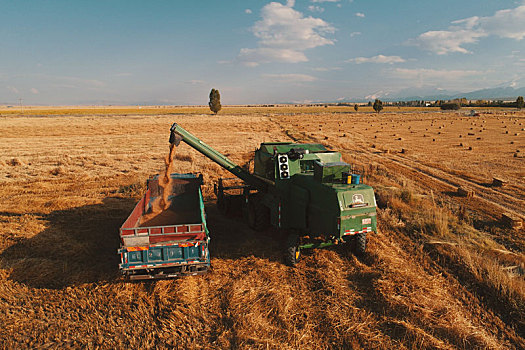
[169,123,183,146]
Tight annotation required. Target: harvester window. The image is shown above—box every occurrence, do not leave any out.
[300,160,315,173]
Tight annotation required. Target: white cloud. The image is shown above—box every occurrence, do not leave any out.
[34,74,106,89]
[308,5,324,13]
[347,55,406,64]
[239,48,308,66]
[30,88,39,94]
[245,9,252,14]
[291,99,313,104]
[312,66,342,71]
[262,73,317,82]
[477,5,525,40]
[72,78,105,87]
[186,80,206,85]
[7,86,19,94]
[238,1,335,66]
[410,29,486,54]
[392,68,481,81]
[515,58,525,67]
[410,4,525,54]
[350,31,361,37]
[355,12,365,18]
[45,75,106,88]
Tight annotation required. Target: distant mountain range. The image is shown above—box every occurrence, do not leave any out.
[371,86,525,103]
[282,85,525,105]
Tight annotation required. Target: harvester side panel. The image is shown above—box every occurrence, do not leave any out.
[289,184,309,229]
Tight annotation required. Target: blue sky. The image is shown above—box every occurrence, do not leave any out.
[1,0,524,104]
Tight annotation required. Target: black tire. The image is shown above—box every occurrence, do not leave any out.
[216,194,227,215]
[352,232,367,256]
[247,197,269,231]
[285,234,301,266]
[247,200,256,228]
[217,195,231,216]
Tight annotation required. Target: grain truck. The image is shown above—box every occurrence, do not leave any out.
[118,173,210,279]
[169,123,377,266]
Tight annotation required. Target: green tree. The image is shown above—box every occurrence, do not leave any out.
[373,99,383,113]
[516,96,524,110]
[354,104,359,112]
[440,102,460,110]
[209,88,222,114]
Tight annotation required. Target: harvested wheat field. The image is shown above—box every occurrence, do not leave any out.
[1,106,524,349]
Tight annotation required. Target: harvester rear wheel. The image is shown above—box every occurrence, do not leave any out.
[285,234,301,266]
[216,195,230,215]
[352,232,367,256]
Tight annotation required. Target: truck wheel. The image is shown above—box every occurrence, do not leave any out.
[217,195,230,215]
[352,232,367,256]
[247,198,269,231]
[285,234,301,266]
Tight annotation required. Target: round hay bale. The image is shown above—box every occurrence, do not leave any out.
[8,158,23,166]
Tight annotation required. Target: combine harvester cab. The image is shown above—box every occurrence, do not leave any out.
[118,173,210,280]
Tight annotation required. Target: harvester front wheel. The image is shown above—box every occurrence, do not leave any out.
[285,234,301,266]
[247,198,269,231]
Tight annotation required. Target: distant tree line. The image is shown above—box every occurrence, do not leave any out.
[433,97,524,108]
[337,96,524,109]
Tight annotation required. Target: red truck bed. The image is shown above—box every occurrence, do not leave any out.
[120,175,206,246]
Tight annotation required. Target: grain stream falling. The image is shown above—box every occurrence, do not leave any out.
[140,143,177,224]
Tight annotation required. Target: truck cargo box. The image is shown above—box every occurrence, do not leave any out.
[118,173,210,280]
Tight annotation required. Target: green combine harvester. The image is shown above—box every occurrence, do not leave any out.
[169,123,377,265]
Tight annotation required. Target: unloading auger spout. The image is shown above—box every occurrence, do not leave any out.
[169,123,267,190]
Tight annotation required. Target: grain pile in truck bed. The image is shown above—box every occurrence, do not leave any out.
[139,178,202,227]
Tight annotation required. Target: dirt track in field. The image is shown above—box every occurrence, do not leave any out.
[0,108,524,349]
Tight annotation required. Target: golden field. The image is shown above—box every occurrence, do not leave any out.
[0,106,524,349]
